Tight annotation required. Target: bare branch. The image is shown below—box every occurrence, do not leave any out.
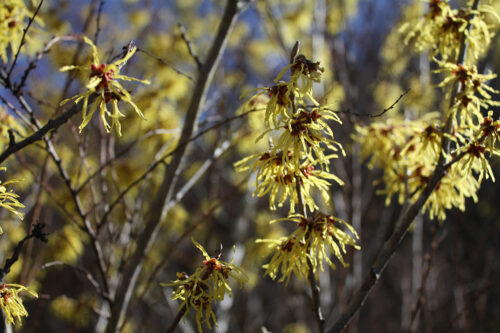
[178,23,202,70]
[410,226,445,330]
[94,0,105,45]
[0,96,94,164]
[0,224,48,281]
[14,35,77,94]
[295,178,325,333]
[324,89,410,118]
[137,47,194,82]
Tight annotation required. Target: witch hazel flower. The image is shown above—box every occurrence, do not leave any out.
[162,239,246,333]
[0,283,38,326]
[60,36,150,135]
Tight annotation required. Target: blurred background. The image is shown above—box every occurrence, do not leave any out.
[0,0,499,332]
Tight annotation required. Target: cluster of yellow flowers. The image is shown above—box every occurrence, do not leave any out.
[0,0,32,63]
[60,37,150,135]
[355,0,500,221]
[235,43,359,283]
[0,283,38,326]
[257,213,359,284]
[0,167,24,232]
[436,60,500,126]
[0,170,36,326]
[235,47,344,214]
[235,151,342,213]
[1,110,38,326]
[401,0,499,63]
[355,114,487,221]
[162,239,246,333]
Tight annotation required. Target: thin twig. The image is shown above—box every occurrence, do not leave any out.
[0,93,33,129]
[261,1,289,60]
[409,225,445,331]
[14,35,76,94]
[1,67,112,303]
[444,278,498,331]
[75,140,138,194]
[94,0,105,45]
[0,224,48,281]
[137,47,194,82]
[318,89,410,118]
[178,23,202,70]
[55,0,99,115]
[19,156,48,285]
[6,0,45,79]
[0,95,95,164]
[368,89,410,117]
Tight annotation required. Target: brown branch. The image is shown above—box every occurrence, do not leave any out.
[409,225,445,330]
[0,224,48,281]
[14,35,76,95]
[295,177,325,333]
[103,1,245,332]
[166,306,188,333]
[319,89,410,118]
[0,95,93,164]
[178,23,202,70]
[94,0,105,45]
[55,0,99,115]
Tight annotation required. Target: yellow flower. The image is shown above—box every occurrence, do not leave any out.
[236,149,342,213]
[0,167,24,233]
[257,212,359,284]
[275,53,324,100]
[455,114,500,183]
[277,106,344,169]
[60,36,150,135]
[0,0,33,63]
[478,111,500,156]
[354,109,500,221]
[161,239,246,333]
[401,0,498,63]
[435,61,499,127]
[0,283,38,326]
[242,83,294,129]
[416,163,480,221]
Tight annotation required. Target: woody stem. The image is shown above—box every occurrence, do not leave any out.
[296,177,325,333]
